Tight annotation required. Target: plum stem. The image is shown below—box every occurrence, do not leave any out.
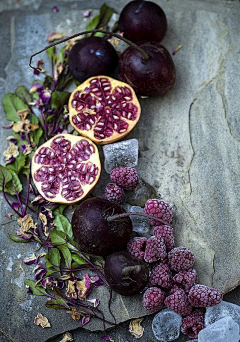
[107,212,171,226]
[29,29,150,69]
[122,265,142,276]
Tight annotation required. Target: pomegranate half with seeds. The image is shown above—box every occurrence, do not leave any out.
[68,76,141,144]
[31,134,101,203]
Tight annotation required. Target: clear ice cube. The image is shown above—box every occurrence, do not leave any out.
[205,300,240,327]
[103,139,138,174]
[152,308,182,341]
[130,206,151,234]
[198,316,239,342]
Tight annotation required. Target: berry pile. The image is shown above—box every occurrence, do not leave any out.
[104,167,139,203]
[126,198,223,339]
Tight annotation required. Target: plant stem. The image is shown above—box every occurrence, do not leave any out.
[107,212,171,226]
[67,241,109,288]
[23,167,31,216]
[29,29,150,69]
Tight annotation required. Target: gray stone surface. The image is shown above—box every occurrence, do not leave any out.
[1,0,240,342]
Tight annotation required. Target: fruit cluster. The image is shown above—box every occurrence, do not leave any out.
[104,167,139,203]
[126,198,222,339]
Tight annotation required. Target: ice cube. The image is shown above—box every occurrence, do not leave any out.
[130,206,151,234]
[198,316,239,342]
[205,300,240,327]
[152,308,182,341]
[103,139,138,174]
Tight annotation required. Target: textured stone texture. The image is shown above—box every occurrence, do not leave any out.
[0,0,240,342]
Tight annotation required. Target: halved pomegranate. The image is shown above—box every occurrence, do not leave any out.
[68,76,141,144]
[31,134,101,203]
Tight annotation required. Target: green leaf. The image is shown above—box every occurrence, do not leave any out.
[51,91,70,110]
[10,170,22,192]
[53,288,69,307]
[4,171,23,195]
[46,46,56,64]
[99,4,115,27]
[49,229,66,245]
[56,204,67,215]
[45,300,65,309]
[15,86,32,104]
[0,165,12,191]
[25,279,47,296]
[43,75,53,89]
[86,15,101,32]
[9,234,28,243]
[72,253,87,265]
[30,127,43,146]
[46,269,54,277]
[6,153,26,174]
[58,245,72,268]
[85,4,115,36]
[53,214,73,239]
[2,93,28,122]
[49,248,61,268]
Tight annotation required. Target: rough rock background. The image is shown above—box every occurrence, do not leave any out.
[0,0,240,341]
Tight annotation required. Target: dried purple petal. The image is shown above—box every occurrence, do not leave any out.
[57,280,65,289]
[3,122,14,129]
[34,69,40,75]
[5,213,14,219]
[27,287,33,295]
[87,298,100,307]
[7,136,18,144]
[6,157,16,164]
[20,132,26,140]
[172,44,183,55]
[34,268,47,281]
[23,253,37,265]
[20,144,27,153]
[39,88,51,103]
[101,336,112,341]
[52,6,59,12]
[82,9,92,18]
[81,315,90,326]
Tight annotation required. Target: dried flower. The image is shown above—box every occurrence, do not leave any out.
[66,280,77,299]
[3,142,19,162]
[6,136,18,144]
[76,274,91,299]
[47,32,64,43]
[129,318,144,339]
[172,44,183,55]
[60,332,73,342]
[34,313,51,328]
[17,108,30,121]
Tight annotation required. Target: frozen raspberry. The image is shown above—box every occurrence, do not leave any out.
[173,269,198,293]
[149,262,173,289]
[188,284,222,307]
[153,225,175,251]
[110,167,139,190]
[164,289,192,316]
[144,236,167,263]
[169,284,183,294]
[168,247,195,272]
[144,199,173,226]
[142,287,166,312]
[181,309,204,338]
[127,237,147,261]
[104,183,125,203]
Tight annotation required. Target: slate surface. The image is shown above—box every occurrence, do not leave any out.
[0,0,240,341]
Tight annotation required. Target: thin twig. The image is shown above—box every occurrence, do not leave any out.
[29,29,149,69]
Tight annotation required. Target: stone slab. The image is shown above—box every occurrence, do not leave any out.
[0,0,240,342]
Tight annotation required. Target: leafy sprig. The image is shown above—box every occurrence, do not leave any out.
[1,3,116,328]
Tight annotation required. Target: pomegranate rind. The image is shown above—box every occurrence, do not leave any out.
[68,76,141,144]
[31,134,101,204]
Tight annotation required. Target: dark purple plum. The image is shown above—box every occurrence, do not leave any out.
[118,41,176,96]
[104,251,149,296]
[71,197,132,256]
[119,0,167,42]
[68,36,118,82]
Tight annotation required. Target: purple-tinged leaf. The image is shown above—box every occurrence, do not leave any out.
[34,268,47,281]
